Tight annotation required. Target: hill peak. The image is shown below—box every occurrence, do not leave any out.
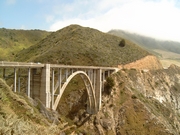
[15,25,150,66]
[57,24,98,32]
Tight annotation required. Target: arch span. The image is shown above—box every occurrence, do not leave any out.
[52,71,97,114]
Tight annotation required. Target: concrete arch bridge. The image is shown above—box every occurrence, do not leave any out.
[0,61,118,114]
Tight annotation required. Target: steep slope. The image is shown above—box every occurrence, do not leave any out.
[112,65,180,134]
[1,65,180,134]
[0,78,63,135]
[1,49,180,134]
[48,65,180,134]
[15,25,150,66]
[0,28,50,61]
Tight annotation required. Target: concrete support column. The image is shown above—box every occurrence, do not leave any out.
[95,69,102,111]
[27,68,31,97]
[58,68,62,94]
[87,70,91,79]
[107,70,110,77]
[40,64,50,108]
[93,70,96,90]
[3,68,5,80]
[18,69,21,92]
[51,68,54,108]
[70,68,74,74]
[14,68,17,92]
[89,70,93,84]
[65,69,68,81]
[102,71,105,92]
[31,69,40,100]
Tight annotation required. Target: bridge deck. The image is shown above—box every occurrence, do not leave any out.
[0,61,44,68]
[0,61,118,71]
[50,64,117,70]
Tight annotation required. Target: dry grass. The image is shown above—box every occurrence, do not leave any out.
[0,113,64,135]
[15,24,150,66]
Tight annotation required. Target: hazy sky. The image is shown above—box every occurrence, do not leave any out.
[0,0,180,42]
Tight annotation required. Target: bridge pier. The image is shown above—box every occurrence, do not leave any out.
[39,64,51,108]
[95,69,102,111]
[51,68,55,109]
[18,69,21,92]
[31,64,51,108]
[27,68,31,97]
[14,68,17,92]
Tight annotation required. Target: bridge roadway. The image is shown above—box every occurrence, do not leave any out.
[0,61,118,114]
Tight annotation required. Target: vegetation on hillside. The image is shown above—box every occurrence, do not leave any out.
[1,65,180,134]
[0,78,64,135]
[104,76,115,95]
[0,28,50,61]
[119,39,126,47]
[1,24,180,134]
[15,25,150,66]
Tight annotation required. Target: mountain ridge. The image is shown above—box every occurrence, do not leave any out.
[108,29,180,55]
[15,24,150,67]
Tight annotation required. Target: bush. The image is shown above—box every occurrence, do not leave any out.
[131,94,137,99]
[119,39,125,47]
[104,77,115,95]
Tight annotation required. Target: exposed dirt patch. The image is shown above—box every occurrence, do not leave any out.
[119,55,163,70]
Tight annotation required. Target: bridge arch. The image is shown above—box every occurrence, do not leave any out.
[52,71,97,114]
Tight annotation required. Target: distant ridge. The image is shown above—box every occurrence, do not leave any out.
[15,25,150,66]
[108,29,180,56]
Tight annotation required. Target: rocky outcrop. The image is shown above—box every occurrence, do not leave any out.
[118,55,163,70]
[110,65,180,134]
[0,78,63,135]
[1,63,180,135]
[74,64,180,134]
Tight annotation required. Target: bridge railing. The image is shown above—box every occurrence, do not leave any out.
[50,64,118,71]
[0,61,44,68]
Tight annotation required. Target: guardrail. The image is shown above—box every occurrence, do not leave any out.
[0,61,44,68]
[0,61,119,71]
[50,64,118,70]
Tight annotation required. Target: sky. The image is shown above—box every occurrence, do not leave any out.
[0,0,180,42]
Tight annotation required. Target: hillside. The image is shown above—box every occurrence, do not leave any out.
[1,65,180,134]
[0,28,50,61]
[0,78,64,135]
[1,25,180,134]
[108,30,180,67]
[15,25,150,66]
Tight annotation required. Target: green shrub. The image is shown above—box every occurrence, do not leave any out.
[119,39,125,47]
[104,77,115,95]
[131,94,137,99]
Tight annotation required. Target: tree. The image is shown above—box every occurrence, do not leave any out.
[119,39,125,47]
[104,77,115,95]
